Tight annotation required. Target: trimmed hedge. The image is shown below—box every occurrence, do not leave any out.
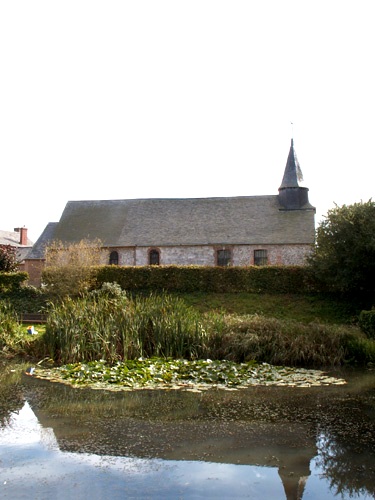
[90,265,315,294]
[359,309,375,339]
[0,272,28,292]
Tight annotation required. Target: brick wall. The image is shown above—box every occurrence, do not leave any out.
[24,260,45,287]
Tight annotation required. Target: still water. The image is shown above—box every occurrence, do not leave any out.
[0,362,374,500]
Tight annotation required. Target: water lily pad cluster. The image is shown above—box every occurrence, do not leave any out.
[32,358,347,391]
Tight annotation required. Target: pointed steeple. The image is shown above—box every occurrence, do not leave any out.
[278,139,314,210]
[280,139,304,189]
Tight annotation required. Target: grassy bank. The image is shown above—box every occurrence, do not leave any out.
[40,289,375,367]
[1,288,374,367]
[176,291,358,324]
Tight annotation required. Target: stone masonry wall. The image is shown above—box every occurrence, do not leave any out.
[130,244,311,267]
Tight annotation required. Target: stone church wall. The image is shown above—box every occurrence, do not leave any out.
[127,244,311,267]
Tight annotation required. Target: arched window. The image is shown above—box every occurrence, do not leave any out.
[149,249,160,265]
[109,251,119,265]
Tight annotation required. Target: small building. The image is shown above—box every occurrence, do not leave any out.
[25,139,315,286]
[0,227,33,272]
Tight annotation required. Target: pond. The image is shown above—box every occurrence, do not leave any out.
[0,362,374,499]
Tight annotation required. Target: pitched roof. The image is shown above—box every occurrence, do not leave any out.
[0,229,34,262]
[26,195,315,260]
[0,230,33,247]
[26,223,58,259]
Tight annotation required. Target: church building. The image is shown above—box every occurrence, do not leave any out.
[24,139,315,286]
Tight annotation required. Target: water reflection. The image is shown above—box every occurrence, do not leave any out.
[0,364,374,499]
[0,402,290,499]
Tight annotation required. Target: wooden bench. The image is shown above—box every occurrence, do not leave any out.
[20,313,47,324]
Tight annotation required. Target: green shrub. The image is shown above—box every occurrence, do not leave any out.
[308,200,375,301]
[0,286,48,315]
[0,272,28,292]
[340,331,375,365]
[42,239,103,298]
[205,314,364,367]
[92,265,315,294]
[0,301,24,355]
[359,309,375,339]
[0,245,18,272]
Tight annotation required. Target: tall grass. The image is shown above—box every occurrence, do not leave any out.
[43,288,210,364]
[40,286,375,367]
[207,314,370,367]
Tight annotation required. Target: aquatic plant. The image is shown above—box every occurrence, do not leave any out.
[33,357,347,390]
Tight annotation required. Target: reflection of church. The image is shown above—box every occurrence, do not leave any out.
[157,420,313,500]
[28,400,314,499]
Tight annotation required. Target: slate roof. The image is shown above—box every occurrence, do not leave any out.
[26,223,58,259]
[26,194,315,260]
[0,229,34,262]
[279,139,305,189]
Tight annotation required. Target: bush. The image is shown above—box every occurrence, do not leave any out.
[0,286,48,315]
[359,309,375,339]
[340,331,375,365]
[92,265,314,294]
[0,301,24,355]
[308,200,375,302]
[0,272,28,292]
[42,239,103,298]
[0,245,18,272]
[206,314,366,367]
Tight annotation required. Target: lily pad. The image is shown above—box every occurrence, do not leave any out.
[30,358,347,391]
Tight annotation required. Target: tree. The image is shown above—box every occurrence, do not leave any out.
[42,239,103,298]
[308,200,375,303]
[0,245,18,272]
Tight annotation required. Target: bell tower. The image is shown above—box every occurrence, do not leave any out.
[278,139,314,211]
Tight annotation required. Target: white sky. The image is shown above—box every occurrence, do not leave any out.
[1,1,374,243]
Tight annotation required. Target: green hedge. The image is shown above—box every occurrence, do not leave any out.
[359,309,375,339]
[91,265,314,294]
[0,272,28,292]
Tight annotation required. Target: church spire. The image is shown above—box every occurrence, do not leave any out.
[278,139,314,210]
[279,138,304,189]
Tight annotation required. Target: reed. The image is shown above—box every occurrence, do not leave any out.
[38,288,375,367]
[43,290,210,364]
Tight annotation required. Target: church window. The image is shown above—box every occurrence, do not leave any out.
[149,249,160,265]
[109,251,119,265]
[254,249,267,266]
[217,249,231,266]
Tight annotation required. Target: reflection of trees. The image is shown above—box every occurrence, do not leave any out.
[317,433,375,498]
[0,362,25,426]
[315,395,375,499]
